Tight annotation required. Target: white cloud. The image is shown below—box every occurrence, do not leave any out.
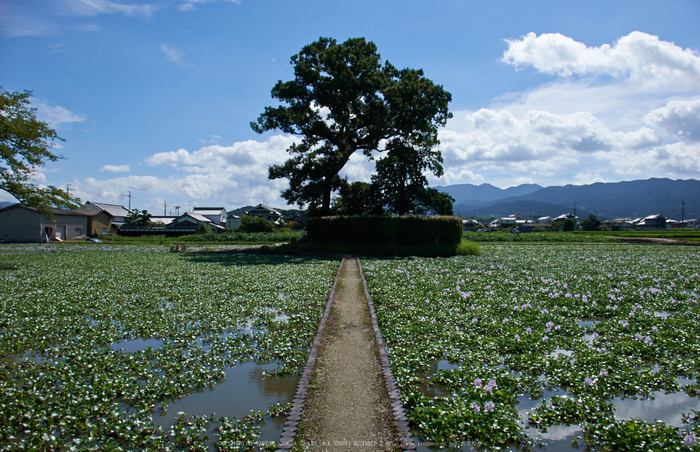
[131,135,298,207]
[178,0,240,12]
[60,0,159,17]
[100,164,131,172]
[503,31,700,92]
[0,4,54,37]
[32,99,86,126]
[160,45,185,65]
[436,31,700,188]
[644,98,700,143]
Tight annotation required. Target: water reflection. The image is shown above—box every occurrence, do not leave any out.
[110,338,163,352]
[154,361,298,442]
[613,390,700,427]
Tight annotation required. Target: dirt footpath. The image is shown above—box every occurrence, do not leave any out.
[293,258,397,452]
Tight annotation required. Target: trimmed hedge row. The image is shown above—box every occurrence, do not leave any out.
[306,216,462,245]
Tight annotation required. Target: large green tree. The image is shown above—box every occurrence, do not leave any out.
[252,37,452,216]
[373,67,452,215]
[0,88,79,216]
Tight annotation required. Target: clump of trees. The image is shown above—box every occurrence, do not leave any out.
[252,37,453,217]
[125,209,153,226]
[1,87,80,217]
[237,215,274,233]
[580,213,601,231]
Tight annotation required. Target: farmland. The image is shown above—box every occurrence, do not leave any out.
[2,242,700,451]
[363,244,700,451]
[0,244,338,451]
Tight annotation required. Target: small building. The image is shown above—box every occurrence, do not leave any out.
[226,212,241,230]
[245,204,284,225]
[634,214,667,230]
[85,201,131,234]
[0,204,91,242]
[553,213,578,224]
[462,218,480,230]
[191,207,227,226]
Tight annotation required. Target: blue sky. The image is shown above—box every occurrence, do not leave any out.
[1,0,699,213]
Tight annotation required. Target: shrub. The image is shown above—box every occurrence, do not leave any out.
[238,215,274,233]
[455,240,482,256]
[306,215,462,245]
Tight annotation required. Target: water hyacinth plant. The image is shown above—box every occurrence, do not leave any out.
[363,244,700,451]
[0,245,337,450]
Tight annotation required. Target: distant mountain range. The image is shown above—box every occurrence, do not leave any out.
[436,178,700,220]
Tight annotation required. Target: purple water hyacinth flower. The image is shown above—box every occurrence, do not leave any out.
[685,432,697,445]
[419,317,426,322]
[515,334,521,341]
[484,378,497,394]
[542,335,549,342]
[526,327,532,334]
[600,369,608,376]
[635,332,643,341]
[585,377,595,386]
[652,326,659,333]
[471,402,480,414]
[645,336,652,345]
[474,378,482,388]
[484,401,495,412]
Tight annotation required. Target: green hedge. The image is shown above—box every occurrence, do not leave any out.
[306,216,462,245]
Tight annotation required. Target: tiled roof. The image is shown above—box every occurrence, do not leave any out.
[87,202,131,217]
[192,207,226,216]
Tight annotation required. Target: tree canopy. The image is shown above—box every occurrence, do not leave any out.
[0,87,79,216]
[252,37,452,216]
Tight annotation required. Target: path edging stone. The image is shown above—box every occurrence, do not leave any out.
[358,258,417,451]
[275,257,345,451]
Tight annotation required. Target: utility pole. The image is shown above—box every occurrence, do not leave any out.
[66,183,72,198]
[682,197,686,223]
[127,191,131,211]
[175,205,180,216]
[164,201,167,216]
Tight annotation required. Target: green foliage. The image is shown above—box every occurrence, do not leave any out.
[252,37,451,215]
[455,240,482,256]
[0,246,336,449]
[581,213,601,231]
[462,231,616,243]
[307,215,462,246]
[197,223,212,235]
[238,214,274,233]
[0,87,80,216]
[125,208,153,225]
[563,218,575,231]
[363,244,700,450]
[334,181,383,216]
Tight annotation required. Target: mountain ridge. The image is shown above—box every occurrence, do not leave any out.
[440,178,699,220]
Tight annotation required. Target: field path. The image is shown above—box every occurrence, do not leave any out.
[291,257,398,451]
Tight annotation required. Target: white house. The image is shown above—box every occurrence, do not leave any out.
[191,207,227,226]
[245,204,284,225]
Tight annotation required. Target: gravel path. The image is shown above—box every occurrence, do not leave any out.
[293,257,398,452]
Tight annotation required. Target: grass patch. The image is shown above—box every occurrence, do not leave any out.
[456,240,482,256]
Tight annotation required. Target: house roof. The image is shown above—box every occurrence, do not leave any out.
[86,201,131,218]
[192,207,226,216]
[246,203,281,215]
[150,216,176,225]
[0,203,96,217]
